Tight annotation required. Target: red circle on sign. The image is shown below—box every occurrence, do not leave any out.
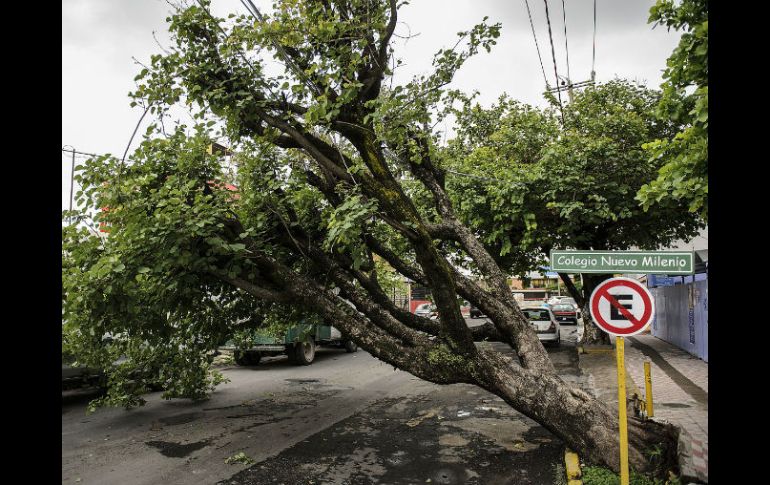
[589,278,654,336]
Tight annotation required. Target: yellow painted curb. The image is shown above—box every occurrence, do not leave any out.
[579,346,614,354]
[565,449,582,484]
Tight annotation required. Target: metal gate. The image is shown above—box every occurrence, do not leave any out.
[650,279,708,362]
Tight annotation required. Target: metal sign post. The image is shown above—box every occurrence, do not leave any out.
[589,277,655,484]
[616,336,629,485]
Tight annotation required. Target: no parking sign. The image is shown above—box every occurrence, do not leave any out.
[586,277,656,484]
[589,277,655,336]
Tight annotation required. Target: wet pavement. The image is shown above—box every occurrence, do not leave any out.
[62,319,586,484]
[222,386,563,485]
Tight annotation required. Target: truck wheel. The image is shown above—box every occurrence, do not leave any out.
[344,340,358,353]
[293,339,316,365]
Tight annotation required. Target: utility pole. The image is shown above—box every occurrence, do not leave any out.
[70,150,75,220]
[547,77,594,104]
[62,145,76,225]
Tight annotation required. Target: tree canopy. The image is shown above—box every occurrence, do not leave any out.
[441,80,704,278]
[636,0,708,220]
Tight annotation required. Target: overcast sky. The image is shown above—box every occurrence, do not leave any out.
[62,0,682,211]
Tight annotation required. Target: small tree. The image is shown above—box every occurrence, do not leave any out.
[442,81,704,344]
[63,1,679,475]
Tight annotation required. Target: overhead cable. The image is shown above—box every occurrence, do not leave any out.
[561,0,571,83]
[523,0,550,88]
[542,0,565,125]
[62,147,99,158]
[591,0,597,80]
[240,0,324,97]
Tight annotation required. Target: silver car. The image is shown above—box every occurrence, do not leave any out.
[549,296,582,319]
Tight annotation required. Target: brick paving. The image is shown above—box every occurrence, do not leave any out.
[579,332,708,483]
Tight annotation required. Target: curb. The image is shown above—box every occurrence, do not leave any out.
[578,345,614,354]
[565,448,582,485]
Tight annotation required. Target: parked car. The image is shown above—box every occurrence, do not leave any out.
[548,296,582,319]
[551,303,579,325]
[521,305,560,346]
[415,303,436,318]
[548,296,575,306]
[469,305,486,318]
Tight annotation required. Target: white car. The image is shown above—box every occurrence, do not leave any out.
[521,306,560,347]
[549,296,582,319]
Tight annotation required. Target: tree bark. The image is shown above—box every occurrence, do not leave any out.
[473,350,679,477]
[580,274,614,346]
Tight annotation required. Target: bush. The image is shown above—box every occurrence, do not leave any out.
[581,466,681,485]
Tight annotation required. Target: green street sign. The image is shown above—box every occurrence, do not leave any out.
[550,250,694,275]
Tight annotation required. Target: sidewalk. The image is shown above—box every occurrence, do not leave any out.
[578,332,708,483]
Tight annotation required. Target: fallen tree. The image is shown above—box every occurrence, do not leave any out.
[63,0,679,475]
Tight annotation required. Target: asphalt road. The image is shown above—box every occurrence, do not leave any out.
[62,319,585,485]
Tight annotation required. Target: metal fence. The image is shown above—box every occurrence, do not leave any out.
[650,279,708,362]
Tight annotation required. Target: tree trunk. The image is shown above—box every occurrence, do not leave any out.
[474,350,679,477]
[580,274,614,346]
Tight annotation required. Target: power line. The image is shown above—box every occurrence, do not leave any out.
[591,0,597,81]
[545,0,597,99]
[542,0,565,125]
[561,0,571,83]
[240,0,324,97]
[62,147,138,164]
[61,147,99,158]
[523,0,549,89]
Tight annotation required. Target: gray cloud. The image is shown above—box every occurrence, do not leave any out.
[62,0,682,185]
[62,0,174,48]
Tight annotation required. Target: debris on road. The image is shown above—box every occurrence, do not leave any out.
[225,452,255,466]
[405,408,440,427]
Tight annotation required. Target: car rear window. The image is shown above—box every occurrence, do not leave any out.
[552,305,575,312]
[523,309,551,321]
